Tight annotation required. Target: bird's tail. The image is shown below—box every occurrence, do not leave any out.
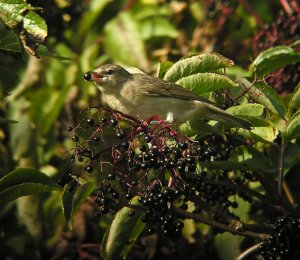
[206,105,253,130]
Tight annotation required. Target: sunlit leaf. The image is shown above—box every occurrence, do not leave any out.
[158,61,173,79]
[164,53,234,82]
[225,104,269,127]
[250,45,300,75]
[176,72,238,95]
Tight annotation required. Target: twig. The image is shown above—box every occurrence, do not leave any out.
[237,243,262,260]
[279,0,293,14]
[173,207,268,240]
[283,180,295,206]
[277,137,285,197]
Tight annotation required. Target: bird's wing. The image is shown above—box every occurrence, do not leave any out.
[132,74,213,104]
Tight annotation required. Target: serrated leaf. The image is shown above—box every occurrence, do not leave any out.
[288,82,300,116]
[164,53,234,82]
[226,103,265,117]
[101,200,145,260]
[247,81,286,118]
[176,73,238,95]
[284,111,300,142]
[250,45,300,75]
[61,182,96,226]
[158,61,173,79]
[0,168,60,204]
[103,12,148,70]
[225,104,269,127]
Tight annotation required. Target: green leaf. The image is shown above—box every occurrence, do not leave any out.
[158,61,173,79]
[62,182,96,226]
[0,0,28,28]
[0,117,18,124]
[226,103,265,117]
[284,111,300,142]
[247,80,286,118]
[0,168,60,204]
[0,30,21,52]
[103,12,148,70]
[176,73,238,95]
[101,200,145,260]
[61,185,73,226]
[139,17,178,40]
[288,82,300,116]
[164,53,234,82]
[250,45,300,76]
[78,0,112,36]
[23,10,47,41]
[225,104,269,127]
[72,181,96,213]
[229,146,274,172]
[0,0,47,41]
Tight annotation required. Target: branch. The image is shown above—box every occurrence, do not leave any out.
[173,207,268,240]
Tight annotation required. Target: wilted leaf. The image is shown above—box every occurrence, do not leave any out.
[101,200,145,260]
[176,73,238,95]
[250,45,300,76]
[0,168,60,204]
[103,11,148,70]
[164,53,234,82]
[23,10,47,41]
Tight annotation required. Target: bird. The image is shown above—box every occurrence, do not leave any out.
[83,64,252,129]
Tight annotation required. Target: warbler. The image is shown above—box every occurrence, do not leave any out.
[83,64,252,129]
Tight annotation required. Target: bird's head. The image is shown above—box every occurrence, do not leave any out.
[83,64,132,93]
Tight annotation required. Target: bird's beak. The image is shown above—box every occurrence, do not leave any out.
[83,71,105,82]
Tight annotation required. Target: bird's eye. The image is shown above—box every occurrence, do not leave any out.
[107,69,114,75]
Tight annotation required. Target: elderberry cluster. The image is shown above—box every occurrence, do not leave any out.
[259,217,300,259]
[252,11,300,94]
[62,107,256,239]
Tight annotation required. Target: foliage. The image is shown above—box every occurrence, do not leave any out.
[1,1,300,260]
